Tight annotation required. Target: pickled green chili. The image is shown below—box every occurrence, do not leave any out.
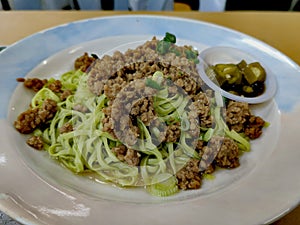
[209,60,266,97]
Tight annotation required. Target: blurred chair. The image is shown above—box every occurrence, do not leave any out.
[173,0,227,11]
[1,0,174,10]
[175,0,300,11]
[292,0,300,10]
[2,0,299,11]
[2,0,74,9]
[10,0,41,9]
[174,0,199,10]
[225,0,300,11]
[225,0,290,10]
[75,0,101,10]
[199,0,226,11]
[145,0,173,11]
[75,0,131,10]
[76,0,173,10]
[174,2,191,11]
[1,0,11,9]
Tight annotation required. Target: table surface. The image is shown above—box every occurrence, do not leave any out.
[0,11,299,225]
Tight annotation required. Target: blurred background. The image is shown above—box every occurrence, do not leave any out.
[0,0,299,224]
[1,0,300,11]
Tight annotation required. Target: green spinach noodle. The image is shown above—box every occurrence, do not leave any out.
[14,33,268,197]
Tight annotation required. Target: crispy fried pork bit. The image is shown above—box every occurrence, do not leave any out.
[16,78,48,92]
[74,52,96,72]
[26,136,44,150]
[14,99,57,134]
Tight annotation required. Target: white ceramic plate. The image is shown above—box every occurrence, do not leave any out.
[0,15,300,225]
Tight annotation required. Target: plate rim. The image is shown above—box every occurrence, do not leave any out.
[1,14,300,225]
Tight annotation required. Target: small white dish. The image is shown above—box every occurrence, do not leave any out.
[198,46,278,104]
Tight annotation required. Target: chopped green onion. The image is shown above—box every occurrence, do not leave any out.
[156,41,171,55]
[152,71,164,85]
[145,78,162,90]
[146,173,178,197]
[185,49,198,59]
[170,47,181,56]
[163,32,176,43]
[91,53,99,59]
[203,128,214,142]
[33,129,43,137]
[156,32,176,54]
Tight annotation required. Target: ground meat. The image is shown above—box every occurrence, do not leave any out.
[18,78,48,92]
[26,136,44,150]
[196,140,205,150]
[199,145,218,174]
[38,99,58,120]
[73,104,89,113]
[85,37,206,149]
[102,116,115,137]
[130,97,156,126]
[60,89,73,101]
[14,99,57,134]
[245,115,265,139]
[191,91,213,128]
[164,122,181,143]
[124,148,140,166]
[209,136,240,169]
[14,107,40,134]
[111,145,140,166]
[226,101,250,132]
[202,163,215,175]
[74,52,96,72]
[47,80,62,93]
[226,101,266,140]
[173,74,198,95]
[185,101,201,140]
[96,60,203,147]
[16,77,26,82]
[198,136,240,171]
[103,75,127,101]
[59,123,73,134]
[101,106,116,138]
[176,159,202,190]
[95,61,201,101]
[110,79,157,146]
[87,37,203,96]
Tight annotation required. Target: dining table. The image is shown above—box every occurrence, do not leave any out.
[0,10,299,225]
